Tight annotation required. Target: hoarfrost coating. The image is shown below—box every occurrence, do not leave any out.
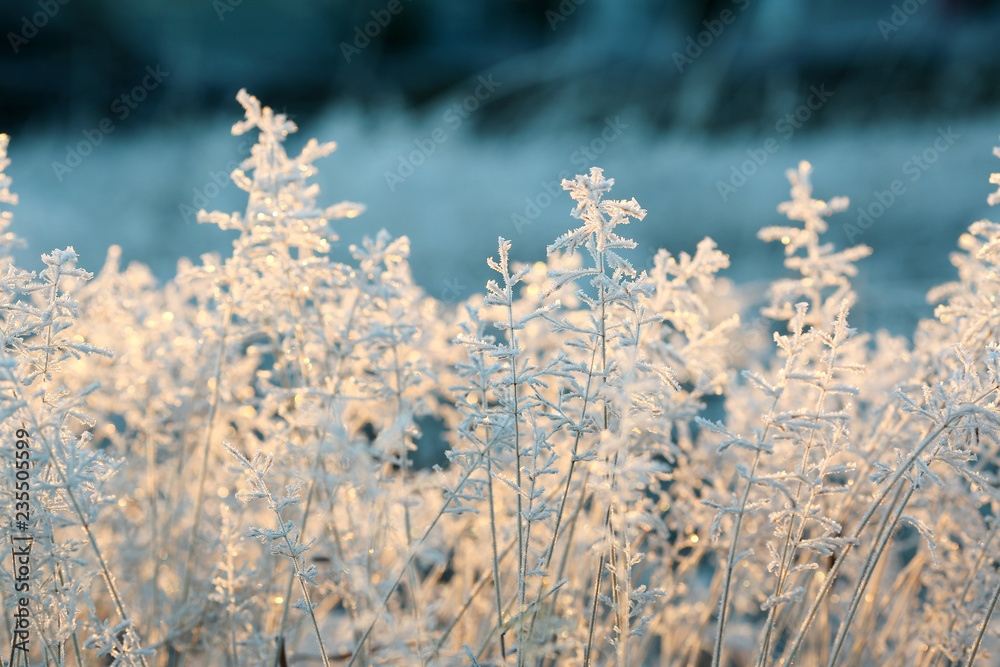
[1,96,1000,666]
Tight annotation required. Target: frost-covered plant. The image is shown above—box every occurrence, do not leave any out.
[697,163,872,667]
[0,136,150,666]
[3,101,1000,667]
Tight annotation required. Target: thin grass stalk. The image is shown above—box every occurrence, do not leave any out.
[964,575,1000,667]
[827,474,926,666]
[857,548,925,666]
[344,410,516,667]
[756,338,842,667]
[180,291,237,607]
[928,520,1000,667]
[14,276,151,665]
[711,433,769,667]
[584,548,606,667]
[527,343,605,651]
[275,293,360,637]
[486,420,508,662]
[583,249,615,667]
[180,208,254,613]
[778,402,991,667]
[432,539,517,658]
[143,411,162,648]
[392,343,428,666]
[504,296,527,666]
[234,449,332,667]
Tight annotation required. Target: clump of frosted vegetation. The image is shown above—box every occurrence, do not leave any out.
[1,93,1000,667]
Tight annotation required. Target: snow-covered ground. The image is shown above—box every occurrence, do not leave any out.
[7,99,999,337]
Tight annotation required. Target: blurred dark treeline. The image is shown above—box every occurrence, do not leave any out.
[2,0,1000,135]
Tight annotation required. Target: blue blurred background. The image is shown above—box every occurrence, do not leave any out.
[3,0,1000,333]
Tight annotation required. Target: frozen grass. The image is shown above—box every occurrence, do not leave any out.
[9,100,1000,337]
[1,93,1000,666]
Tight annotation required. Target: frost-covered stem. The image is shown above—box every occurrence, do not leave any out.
[394,346,427,666]
[277,446,321,643]
[39,261,59,376]
[826,479,914,667]
[345,413,512,667]
[182,207,253,610]
[482,380,509,662]
[611,314,648,667]
[279,537,330,667]
[713,386,783,667]
[535,469,599,667]
[39,634,57,667]
[277,295,357,642]
[24,267,149,666]
[860,548,923,666]
[584,519,608,667]
[612,502,630,667]
[180,295,234,607]
[829,407,906,535]
[598,253,609,432]
[143,410,162,646]
[712,444,765,667]
[582,250,615,667]
[432,538,516,657]
[779,403,989,667]
[504,295,527,665]
[928,521,1000,667]
[543,339,599,565]
[964,576,1000,667]
[527,336,603,647]
[274,294,361,653]
[516,424,546,664]
[757,450,823,666]
[283,542,329,666]
[719,326,834,667]
[54,561,85,667]
[488,477,509,660]
[279,243,313,389]
[322,466,367,654]
[757,349,839,667]
[275,332,357,661]
[553,468,593,592]
[24,417,149,666]
[270,242,321,648]
[241,460,331,667]
[222,542,240,667]
[308,298,366,652]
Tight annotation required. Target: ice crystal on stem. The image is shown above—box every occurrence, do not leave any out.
[759,161,871,328]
